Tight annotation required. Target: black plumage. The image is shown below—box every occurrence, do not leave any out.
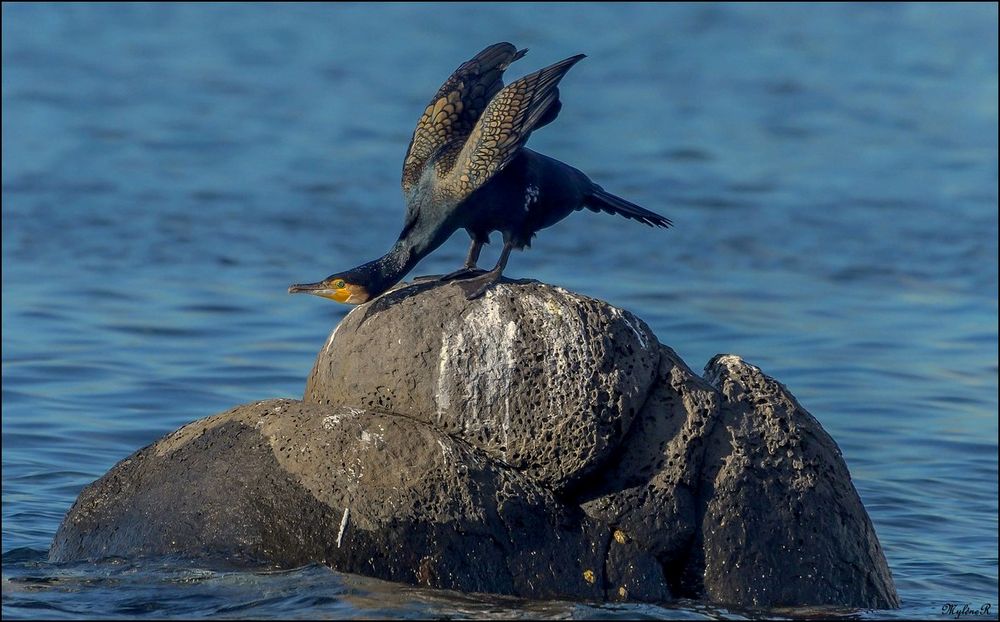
[290,42,672,304]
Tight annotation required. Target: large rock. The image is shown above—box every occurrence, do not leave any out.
[691,355,901,608]
[574,349,899,608]
[49,399,609,600]
[51,280,899,609]
[305,279,659,493]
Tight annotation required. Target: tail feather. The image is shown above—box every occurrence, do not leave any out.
[586,187,672,228]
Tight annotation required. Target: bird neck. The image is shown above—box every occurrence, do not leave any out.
[365,238,431,297]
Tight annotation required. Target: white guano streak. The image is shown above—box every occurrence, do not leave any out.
[336,507,350,548]
[610,306,649,349]
[435,288,519,457]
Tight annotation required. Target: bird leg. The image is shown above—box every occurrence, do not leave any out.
[457,241,512,300]
[438,239,485,282]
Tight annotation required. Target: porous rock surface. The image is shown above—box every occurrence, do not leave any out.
[576,345,721,586]
[692,354,901,608]
[305,279,659,493]
[49,398,608,600]
[51,279,899,609]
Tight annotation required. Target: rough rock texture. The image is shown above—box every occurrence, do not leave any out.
[689,355,901,609]
[305,279,659,493]
[575,345,721,593]
[51,280,899,609]
[50,399,609,600]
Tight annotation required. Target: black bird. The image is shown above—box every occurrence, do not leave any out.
[289,42,671,304]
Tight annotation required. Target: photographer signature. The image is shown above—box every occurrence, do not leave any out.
[941,603,993,619]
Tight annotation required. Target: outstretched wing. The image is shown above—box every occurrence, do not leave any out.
[437,54,585,202]
[401,42,527,196]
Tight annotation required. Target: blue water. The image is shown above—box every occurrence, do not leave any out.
[2,3,997,619]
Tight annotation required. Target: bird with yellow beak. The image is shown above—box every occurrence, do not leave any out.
[289,42,670,305]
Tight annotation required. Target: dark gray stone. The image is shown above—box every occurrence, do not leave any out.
[604,534,673,602]
[577,345,720,567]
[305,279,659,493]
[690,354,900,609]
[574,347,899,609]
[50,399,607,601]
[50,281,899,609]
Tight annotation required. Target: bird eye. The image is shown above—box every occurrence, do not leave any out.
[335,280,346,289]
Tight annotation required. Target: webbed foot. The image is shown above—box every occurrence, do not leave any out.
[438,267,486,282]
[456,270,503,300]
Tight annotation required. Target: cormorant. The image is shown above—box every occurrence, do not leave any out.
[289,42,671,304]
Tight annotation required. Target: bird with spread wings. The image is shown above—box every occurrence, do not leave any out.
[290,43,670,304]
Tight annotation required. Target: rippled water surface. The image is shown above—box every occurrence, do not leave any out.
[3,3,997,619]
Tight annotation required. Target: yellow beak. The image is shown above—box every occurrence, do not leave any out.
[288,281,352,303]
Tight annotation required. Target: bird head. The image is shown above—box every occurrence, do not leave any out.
[288,254,409,305]
[289,241,421,305]
[288,272,372,304]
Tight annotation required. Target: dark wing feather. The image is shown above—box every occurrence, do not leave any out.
[401,42,527,195]
[438,54,585,201]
